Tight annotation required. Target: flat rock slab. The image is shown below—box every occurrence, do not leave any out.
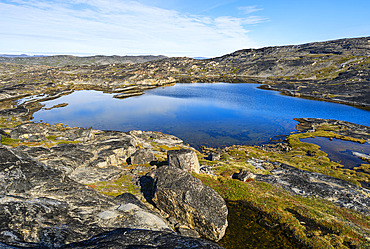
[152,165,228,241]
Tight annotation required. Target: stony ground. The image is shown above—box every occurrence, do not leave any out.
[0,36,369,248]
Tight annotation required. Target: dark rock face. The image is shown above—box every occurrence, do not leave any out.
[128,149,156,165]
[10,122,49,141]
[62,228,223,249]
[256,164,370,213]
[0,120,227,247]
[167,149,200,173]
[152,165,228,241]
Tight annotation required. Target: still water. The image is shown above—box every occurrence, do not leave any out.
[300,137,370,169]
[31,83,369,148]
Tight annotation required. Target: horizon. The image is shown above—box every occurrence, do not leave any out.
[1,35,368,58]
[1,0,370,57]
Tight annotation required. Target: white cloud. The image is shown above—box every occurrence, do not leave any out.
[238,5,263,15]
[0,0,266,57]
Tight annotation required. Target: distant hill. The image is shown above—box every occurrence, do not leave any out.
[0,54,30,58]
[0,55,167,66]
[211,36,370,79]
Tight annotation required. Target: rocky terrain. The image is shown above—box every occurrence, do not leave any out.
[0,55,167,67]
[0,36,369,248]
[1,36,369,108]
[0,117,227,247]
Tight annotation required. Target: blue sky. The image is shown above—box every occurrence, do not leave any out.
[1,0,369,57]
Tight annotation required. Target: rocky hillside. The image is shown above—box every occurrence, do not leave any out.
[214,37,370,78]
[0,55,167,67]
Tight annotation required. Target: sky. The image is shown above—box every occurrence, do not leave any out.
[1,0,369,58]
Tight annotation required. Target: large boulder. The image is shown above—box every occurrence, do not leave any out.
[167,149,200,173]
[152,165,228,241]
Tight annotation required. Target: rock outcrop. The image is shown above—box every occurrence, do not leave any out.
[152,165,228,241]
[0,118,228,247]
[295,118,370,142]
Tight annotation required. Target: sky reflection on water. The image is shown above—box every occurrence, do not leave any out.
[32,83,370,148]
[300,137,370,169]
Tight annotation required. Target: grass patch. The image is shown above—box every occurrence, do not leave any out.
[1,135,80,148]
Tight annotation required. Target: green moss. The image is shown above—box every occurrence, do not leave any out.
[88,174,140,197]
[0,117,22,128]
[213,161,269,177]
[1,137,21,146]
[158,144,182,151]
[46,135,58,141]
[354,164,370,174]
[195,174,370,249]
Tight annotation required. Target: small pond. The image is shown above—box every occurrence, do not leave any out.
[300,137,370,169]
[30,83,369,148]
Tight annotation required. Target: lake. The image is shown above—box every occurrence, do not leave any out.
[31,83,369,148]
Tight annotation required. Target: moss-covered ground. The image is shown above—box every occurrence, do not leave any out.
[194,122,370,248]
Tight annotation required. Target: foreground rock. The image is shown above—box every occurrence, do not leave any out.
[3,122,187,186]
[62,229,223,249]
[0,145,176,247]
[152,165,228,241]
[0,119,227,247]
